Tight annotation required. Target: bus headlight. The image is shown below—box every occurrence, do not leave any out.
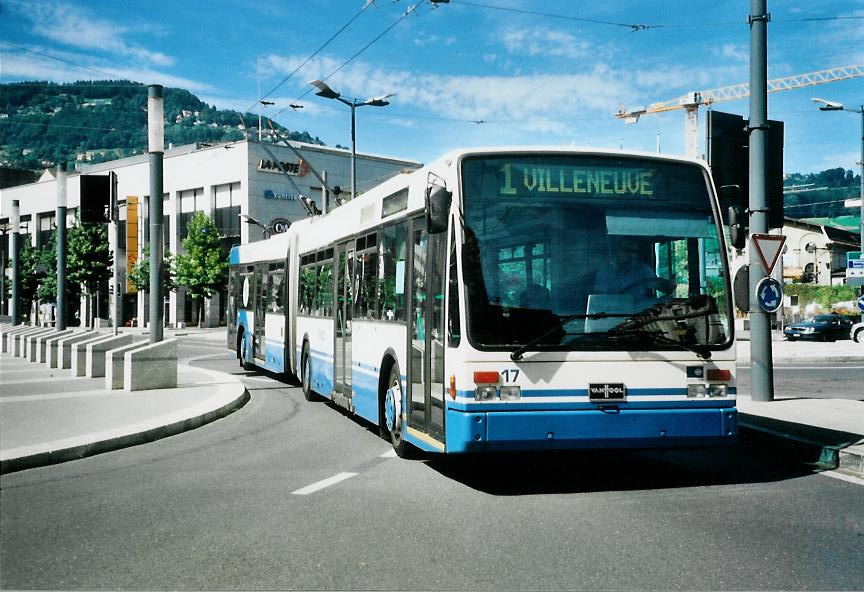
[475,386,497,401]
[687,384,706,398]
[707,384,727,398]
[688,384,728,398]
[499,386,521,401]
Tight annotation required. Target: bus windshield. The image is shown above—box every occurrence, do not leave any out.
[460,153,732,354]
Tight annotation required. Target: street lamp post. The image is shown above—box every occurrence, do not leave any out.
[812,98,864,321]
[240,214,270,239]
[309,80,392,200]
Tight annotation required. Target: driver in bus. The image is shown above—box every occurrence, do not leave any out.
[594,239,675,298]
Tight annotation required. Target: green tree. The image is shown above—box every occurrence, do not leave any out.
[174,211,228,327]
[67,219,112,323]
[127,243,176,293]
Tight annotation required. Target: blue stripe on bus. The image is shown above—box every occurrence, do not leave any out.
[447,398,736,412]
[445,407,737,453]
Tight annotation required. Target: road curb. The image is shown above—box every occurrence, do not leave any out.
[0,365,250,475]
[739,413,864,478]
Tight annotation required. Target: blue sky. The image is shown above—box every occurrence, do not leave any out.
[2,0,863,174]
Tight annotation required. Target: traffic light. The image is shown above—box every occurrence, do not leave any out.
[79,174,111,223]
[707,111,784,230]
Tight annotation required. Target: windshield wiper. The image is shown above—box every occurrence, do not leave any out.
[510,312,630,361]
[607,327,713,359]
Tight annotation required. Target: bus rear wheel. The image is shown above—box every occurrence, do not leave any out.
[301,342,315,401]
[239,331,252,371]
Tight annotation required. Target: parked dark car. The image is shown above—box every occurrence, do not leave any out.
[783,314,854,341]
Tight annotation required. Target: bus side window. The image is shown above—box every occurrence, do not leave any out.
[380,222,407,322]
[269,269,284,314]
[299,264,317,316]
[318,261,334,317]
[448,224,461,347]
[356,249,378,319]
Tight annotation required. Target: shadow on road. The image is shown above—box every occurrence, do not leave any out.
[424,429,827,495]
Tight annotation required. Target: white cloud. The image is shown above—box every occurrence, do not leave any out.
[0,49,215,93]
[501,28,594,60]
[716,44,748,63]
[262,54,645,134]
[8,0,174,66]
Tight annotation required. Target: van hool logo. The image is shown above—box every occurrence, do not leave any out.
[257,159,310,176]
[588,383,627,400]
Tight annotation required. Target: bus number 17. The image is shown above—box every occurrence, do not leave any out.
[501,369,520,382]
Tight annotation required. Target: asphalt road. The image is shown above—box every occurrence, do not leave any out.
[1,337,862,591]
[737,362,864,400]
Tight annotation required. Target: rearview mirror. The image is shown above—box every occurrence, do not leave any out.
[426,186,451,234]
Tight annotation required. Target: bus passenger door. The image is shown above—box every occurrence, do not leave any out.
[409,218,446,441]
[335,241,354,402]
[253,264,267,361]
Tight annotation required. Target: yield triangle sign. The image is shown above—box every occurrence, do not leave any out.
[752,233,786,275]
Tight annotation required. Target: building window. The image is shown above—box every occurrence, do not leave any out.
[215,182,241,238]
[179,187,204,241]
[38,213,55,248]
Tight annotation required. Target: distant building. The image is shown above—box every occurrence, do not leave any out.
[0,140,420,328]
[729,217,859,288]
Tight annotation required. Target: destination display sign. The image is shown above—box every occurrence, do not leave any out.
[499,163,655,197]
[462,155,708,205]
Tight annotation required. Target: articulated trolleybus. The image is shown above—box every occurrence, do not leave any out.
[228,147,737,457]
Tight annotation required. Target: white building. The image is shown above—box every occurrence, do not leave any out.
[1,140,420,328]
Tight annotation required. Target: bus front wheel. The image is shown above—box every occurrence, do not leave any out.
[382,363,413,458]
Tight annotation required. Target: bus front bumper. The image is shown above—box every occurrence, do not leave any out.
[445,406,737,453]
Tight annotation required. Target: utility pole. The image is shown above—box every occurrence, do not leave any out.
[748,0,774,401]
[148,85,164,344]
[10,200,19,325]
[56,164,67,331]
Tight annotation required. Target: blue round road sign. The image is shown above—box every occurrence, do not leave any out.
[857,294,864,313]
[756,277,783,313]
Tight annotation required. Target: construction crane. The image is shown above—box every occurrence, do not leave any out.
[615,64,864,158]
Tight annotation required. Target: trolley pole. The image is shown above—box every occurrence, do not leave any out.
[10,200,19,326]
[148,85,165,344]
[748,0,774,401]
[56,164,67,331]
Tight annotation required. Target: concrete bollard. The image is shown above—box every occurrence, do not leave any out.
[45,330,87,368]
[105,341,149,390]
[35,330,74,363]
[84,334,143,378]
[56,331,99,370]
[13,327,46,358]
[71,333,118,377]
[25,328,56,361]
[2,324,29,354]
[124,339,178,391]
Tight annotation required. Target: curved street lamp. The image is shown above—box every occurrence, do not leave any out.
[309,80,393,200]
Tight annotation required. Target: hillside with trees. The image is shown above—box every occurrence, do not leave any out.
[0,80,323,171]
[784,167,861,230]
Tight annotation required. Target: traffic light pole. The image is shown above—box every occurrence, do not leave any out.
[748,0,774,402]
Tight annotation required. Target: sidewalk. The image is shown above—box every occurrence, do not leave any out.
[1,324,248,474]
[1,323,861,477]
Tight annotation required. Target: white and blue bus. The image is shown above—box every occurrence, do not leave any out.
[228,147,737,457]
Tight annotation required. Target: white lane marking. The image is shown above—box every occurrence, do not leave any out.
[380,449,398,458]
[291,472,358,495]
[818,470,864,486]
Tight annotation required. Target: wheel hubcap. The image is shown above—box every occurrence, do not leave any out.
[384,378,402,433]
